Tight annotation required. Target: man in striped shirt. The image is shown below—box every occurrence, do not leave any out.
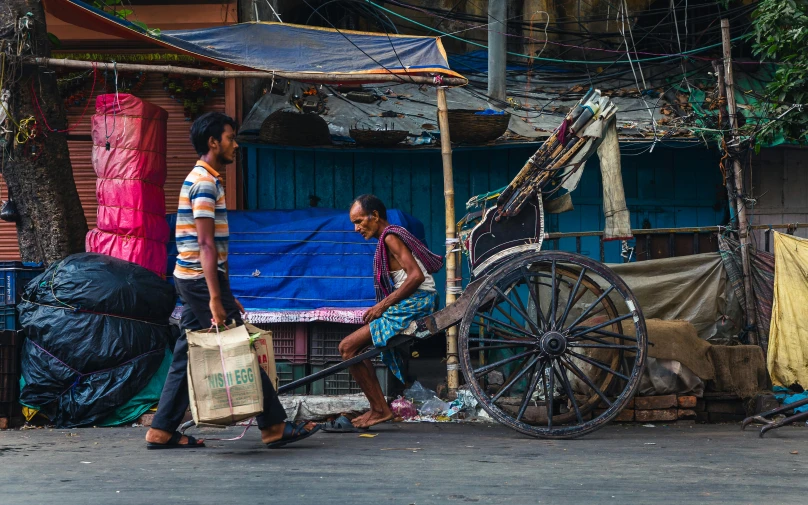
[146,112,319,449]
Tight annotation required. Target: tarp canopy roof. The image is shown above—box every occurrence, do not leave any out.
[43,0,465,84]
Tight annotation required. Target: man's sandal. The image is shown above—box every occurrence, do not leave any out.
[266,421,321,449]
[146,431,205,450]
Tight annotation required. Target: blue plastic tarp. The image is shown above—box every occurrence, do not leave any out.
[167,209,428,310]
[44,0,465,83]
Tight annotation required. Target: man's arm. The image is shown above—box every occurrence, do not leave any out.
[197,217,227,326]
[363,234,426,324]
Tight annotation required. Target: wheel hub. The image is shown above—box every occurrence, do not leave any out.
[540,331,567,356]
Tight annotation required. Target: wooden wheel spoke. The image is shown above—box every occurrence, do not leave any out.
[469,344,530,352]
[491,355,541,403]
[493,286,540,334]
[539,361,553,428]
[553,358,583,424]
[568,313,634,338]
[549,260,558,329]
[467,337,533,345]
[569,333,618,346]
[521,266,548,331]
[560,356,612,408]
[565,285,615,330]
[477,313,536,340]
[516,359,543,422]
[474,349,537,377]
[509,280,541,335]
[546,360,556,428]
[570,327,637,343]
[556,267,586,330]
[567,350,630,381]
[568,343,639,351]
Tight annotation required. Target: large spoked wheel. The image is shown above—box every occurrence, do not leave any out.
[459,251,647,439]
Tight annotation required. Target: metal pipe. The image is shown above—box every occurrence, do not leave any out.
[437,86,459,398]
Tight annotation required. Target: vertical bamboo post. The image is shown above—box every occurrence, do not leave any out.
[721,18,758,345]
[436,87,459,397]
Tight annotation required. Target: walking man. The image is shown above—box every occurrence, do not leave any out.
[145,112,319,449]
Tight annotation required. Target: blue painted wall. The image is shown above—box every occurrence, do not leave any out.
[242,142,724,301]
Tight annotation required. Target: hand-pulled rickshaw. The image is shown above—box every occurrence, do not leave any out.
[188,89,650,439]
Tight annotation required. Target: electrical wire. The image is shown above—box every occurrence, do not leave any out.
[301,0,409,84]
[367,0,749,66]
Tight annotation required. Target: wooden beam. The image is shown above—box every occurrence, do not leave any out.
[28,57,468,86]
[225,77,238,210]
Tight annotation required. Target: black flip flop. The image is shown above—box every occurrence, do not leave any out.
[320,415,360,433]
[266,421,321,449]
[146,431,205,450]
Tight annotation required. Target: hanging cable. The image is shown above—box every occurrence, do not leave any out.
[31,62,98,133]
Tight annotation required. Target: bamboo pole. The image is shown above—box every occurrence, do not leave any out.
[541,222,798,239]
[721,18,758,345]
[436,86,459,398]
[27,57,468,86]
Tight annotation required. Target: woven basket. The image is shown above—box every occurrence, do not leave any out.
[440,109,510,144]
[350,129,408,147]
[259,110,331,146]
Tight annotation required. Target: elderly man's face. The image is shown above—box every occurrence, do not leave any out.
[350,202,382,240]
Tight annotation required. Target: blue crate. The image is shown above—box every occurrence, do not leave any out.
[0,306,18,331]
[0,262,45,307]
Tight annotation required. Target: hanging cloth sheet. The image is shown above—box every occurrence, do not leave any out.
[717,235,775,352]
[768,232,808,388]
[43,0,465,83]
[166,208,429,313]
[597,117,632,241]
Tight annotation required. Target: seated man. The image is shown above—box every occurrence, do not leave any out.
[339,195,443,429]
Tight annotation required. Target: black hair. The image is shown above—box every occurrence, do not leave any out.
[352,194,387,220]
[190,112,237,156]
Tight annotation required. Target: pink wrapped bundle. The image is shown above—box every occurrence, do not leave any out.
[86,229,167,276]
[90,93,168,185]
[96,179,166,214]
[95,206,170,243]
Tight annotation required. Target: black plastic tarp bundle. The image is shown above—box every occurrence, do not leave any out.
[18,253,175,427]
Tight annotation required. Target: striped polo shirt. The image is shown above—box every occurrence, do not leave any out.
[173,161,229,280]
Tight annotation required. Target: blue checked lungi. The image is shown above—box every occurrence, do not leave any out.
[369,290,437,382]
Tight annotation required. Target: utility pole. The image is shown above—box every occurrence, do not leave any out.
[487,0,507,109]
[712,60,736,224]
[720,18,758,345]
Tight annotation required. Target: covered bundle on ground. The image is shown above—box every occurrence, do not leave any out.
[17,253,175,427]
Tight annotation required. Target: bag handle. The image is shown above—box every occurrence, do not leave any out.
[212,324,235,418]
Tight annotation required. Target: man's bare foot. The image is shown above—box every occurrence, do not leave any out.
[353,409,394,428]
[145,428,202,446]
[350,411,372,427]
[261,421,318,444]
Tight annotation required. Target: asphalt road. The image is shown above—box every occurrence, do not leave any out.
[1,421,807,504]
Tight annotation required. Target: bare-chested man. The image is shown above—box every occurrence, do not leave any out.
[338,195,443,429]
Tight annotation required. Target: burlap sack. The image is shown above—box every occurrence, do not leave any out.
[708,345,769,398]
